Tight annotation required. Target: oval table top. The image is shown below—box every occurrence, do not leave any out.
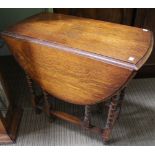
[0,13,154,105]
[1,12,154,71]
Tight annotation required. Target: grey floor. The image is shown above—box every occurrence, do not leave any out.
[0,57,155,146]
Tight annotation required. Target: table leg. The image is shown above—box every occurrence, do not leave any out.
[42,90,55,122]
[26,74,43,114]
[26,74,55,121]
[25,74,126,144]
[117,87,126,120]
[102,94,119,143]
[82,105,92,128]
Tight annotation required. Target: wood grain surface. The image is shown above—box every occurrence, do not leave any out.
[1,13,153,105]
[2,13,153,69]
[1,36,133,105]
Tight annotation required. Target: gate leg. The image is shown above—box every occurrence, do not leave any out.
[102,94,119,143]
[82,105,92,128]
[25,74,43,114]
[117,87,126,120]
[42,90,55,122]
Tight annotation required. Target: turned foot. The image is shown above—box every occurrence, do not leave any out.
[102,128,112,144]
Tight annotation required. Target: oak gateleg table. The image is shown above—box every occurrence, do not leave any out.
[0,13,153,144]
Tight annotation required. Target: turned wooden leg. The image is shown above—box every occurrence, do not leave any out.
[26,74,37,111]
[26,74,43,114]
[26,73,55,121]
[42,90,55,122]
[82,105,92,128]
[117,87,126,120]
[102,95,119,143]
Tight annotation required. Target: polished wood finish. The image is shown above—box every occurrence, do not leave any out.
[2,13,153,67]
[1,13,153,105]
[1,35,134,105]
[54,8,155,78]
[1,13,153,143]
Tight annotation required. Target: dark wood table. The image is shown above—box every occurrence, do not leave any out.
[1,13,154,144]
